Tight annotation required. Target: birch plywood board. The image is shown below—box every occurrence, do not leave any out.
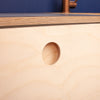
[0,24,100,100]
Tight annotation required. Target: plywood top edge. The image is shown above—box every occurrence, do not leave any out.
[0,13,100,27]
[70,13,100,15]
[0,13,100,17]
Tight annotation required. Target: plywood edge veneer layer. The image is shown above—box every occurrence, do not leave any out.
[0,13,100,27]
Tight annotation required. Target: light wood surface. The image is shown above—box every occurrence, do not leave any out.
[0,23,100,100]
[0,13,100,27]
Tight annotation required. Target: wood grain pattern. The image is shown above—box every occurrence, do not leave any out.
[0,24,100,100]
[0,13,100,27]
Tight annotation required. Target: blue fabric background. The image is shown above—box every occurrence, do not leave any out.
[0,0,100,13]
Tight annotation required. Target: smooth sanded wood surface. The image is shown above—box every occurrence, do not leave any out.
[0,24,100,100]
[0,13,100,27]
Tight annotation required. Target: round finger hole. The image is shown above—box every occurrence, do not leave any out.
[42,42,60,65]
